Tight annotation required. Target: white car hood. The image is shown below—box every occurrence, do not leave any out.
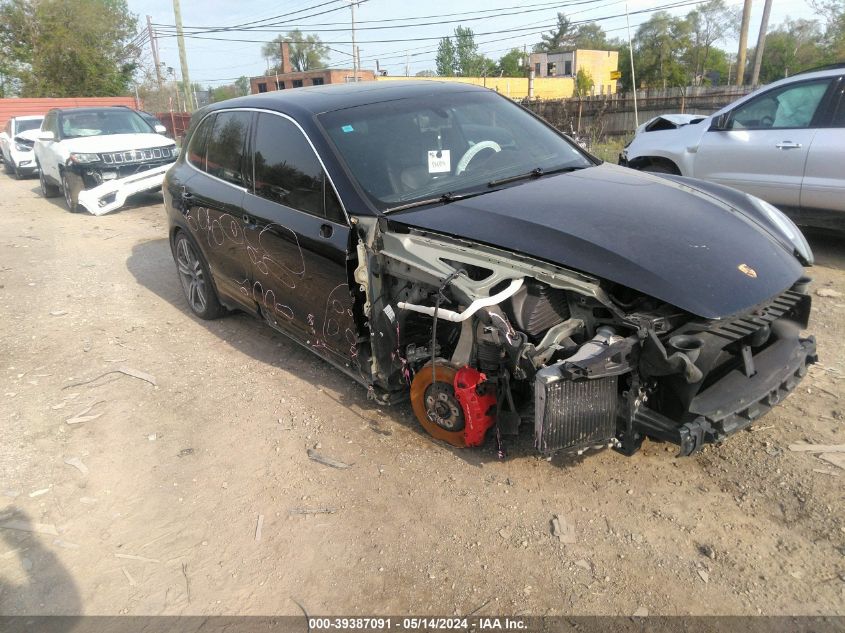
[61,133,175,153]
[15,129,42,142]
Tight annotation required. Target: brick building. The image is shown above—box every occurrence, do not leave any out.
[249,42,375,94]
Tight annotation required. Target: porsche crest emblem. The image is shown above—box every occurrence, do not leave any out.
[738,263,758,278]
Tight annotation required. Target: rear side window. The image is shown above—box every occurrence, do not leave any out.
[252,112,344,223]
[187,115,213,171]
[206,111,250,186]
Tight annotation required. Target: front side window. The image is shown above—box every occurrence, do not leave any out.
[252,113,344,223]
[318,90,592,210]
[729,79,832,130]
[206,111,249,186]
[59,109,153,138]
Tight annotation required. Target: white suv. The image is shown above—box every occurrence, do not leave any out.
[34,106,178,215]
[620,66,845,229]
[1,115,44,179]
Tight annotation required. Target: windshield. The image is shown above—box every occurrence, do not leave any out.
[16,118,43,134]
[59,110,153,139]
[318,90,593,211]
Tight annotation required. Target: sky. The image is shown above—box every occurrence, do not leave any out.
[127,0,819,87]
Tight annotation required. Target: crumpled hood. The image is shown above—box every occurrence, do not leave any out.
[389,163,804,320]
[15,129,42,143]
[60,133,175,153]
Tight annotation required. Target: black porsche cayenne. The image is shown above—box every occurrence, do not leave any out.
[163,81,817,458]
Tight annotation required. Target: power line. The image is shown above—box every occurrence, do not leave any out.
[152,0,354,33]
[157,0,603,34]
[188,19,648,83]
[155,0,707,45]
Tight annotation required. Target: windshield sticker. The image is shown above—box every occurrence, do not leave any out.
[341,124,354,133]
[427,150,451,173]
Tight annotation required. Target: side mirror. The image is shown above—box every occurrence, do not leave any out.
[37,130,55,141]
[154,124,167,134]
[709,113,730,131]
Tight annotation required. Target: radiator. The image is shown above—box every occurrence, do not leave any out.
[534,372,618,453]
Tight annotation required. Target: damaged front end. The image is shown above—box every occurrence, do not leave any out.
[351,218,816,458]
[67,146,177,215]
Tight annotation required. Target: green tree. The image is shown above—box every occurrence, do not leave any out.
[573,23,610,49]
[454,26,486,76]
[436,36,457,76]
[535,12,575,52]
[437,27,488,76]
[262,30,329,72]
[751,19,827,83]
[633,12,693,89]
[210,76,250,103]
[497,48,524,77]
[574,68,594,96]
[0,0,138,97]
[684,0,733,84]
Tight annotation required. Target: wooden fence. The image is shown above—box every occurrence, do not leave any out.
[526,85,755,138]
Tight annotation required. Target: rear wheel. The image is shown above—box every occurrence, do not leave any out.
[39,166,60,197]
[174,232,226,320]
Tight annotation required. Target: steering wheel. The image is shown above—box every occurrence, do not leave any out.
[760,115,774,127]
[455,140,502,175]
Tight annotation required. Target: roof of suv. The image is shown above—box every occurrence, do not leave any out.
[48,106,142,115]
[203,80,491,118]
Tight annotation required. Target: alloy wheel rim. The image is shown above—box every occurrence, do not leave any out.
[176,238,207,313]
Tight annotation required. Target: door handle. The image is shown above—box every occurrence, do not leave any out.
[775,141,802,149]
[180,189,193,214]
[319,223,334,238]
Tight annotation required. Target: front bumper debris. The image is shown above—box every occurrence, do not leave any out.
[630,335,817,456]
[77,164,170,216]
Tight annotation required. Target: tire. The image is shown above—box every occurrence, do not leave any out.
[39,166,61,197]
[2,155,12,175]
[13,164,24,180]
[61,171,80,213]
[173,231,226,320]
[641,162,678,175]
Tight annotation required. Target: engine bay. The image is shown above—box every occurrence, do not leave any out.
[350,216,817,457]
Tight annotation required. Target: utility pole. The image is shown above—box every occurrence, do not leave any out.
[349,1,357,82]
[625,2,639,127]
[172,0,193,110]
[736,0,753,86]
[147,15,163,90]
[750,0,773,87]
[405,51,410,77]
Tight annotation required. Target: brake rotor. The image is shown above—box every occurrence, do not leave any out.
[410,362,467,448]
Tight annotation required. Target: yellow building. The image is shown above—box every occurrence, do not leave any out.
[528,49,620,95]
[374,49,618,99]
[375,75,575,100]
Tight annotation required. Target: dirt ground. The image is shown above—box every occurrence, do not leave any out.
[0,172,843,617]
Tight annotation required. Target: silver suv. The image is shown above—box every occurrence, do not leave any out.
[620,66,845,229]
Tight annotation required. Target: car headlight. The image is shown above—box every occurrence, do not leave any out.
[68,152,100,164]
[748,195,813,266]
[14,142,31,152]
